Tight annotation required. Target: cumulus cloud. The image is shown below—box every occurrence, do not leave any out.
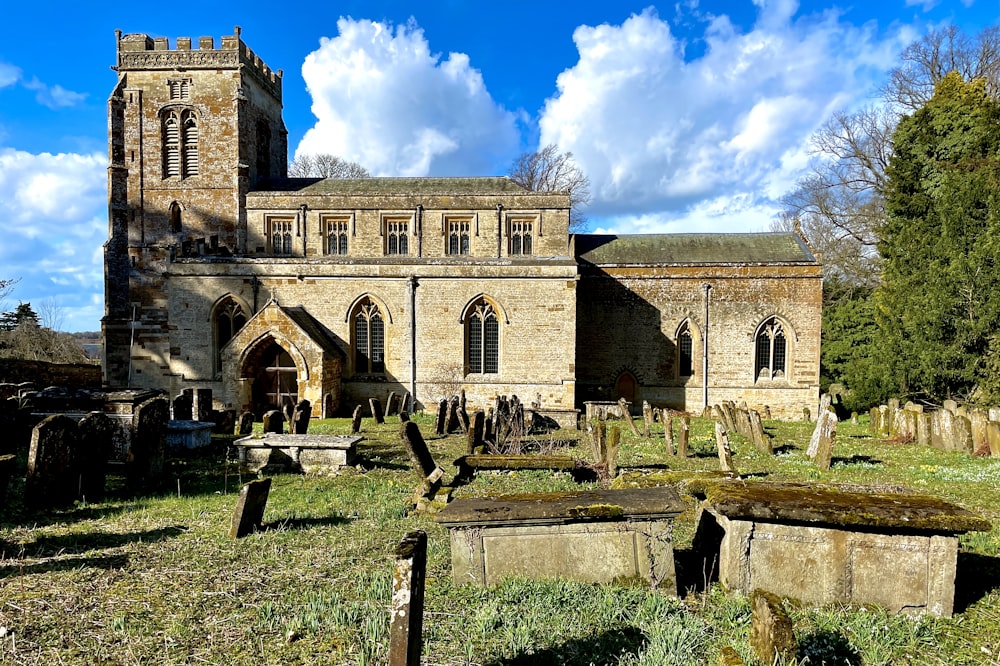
[539,5,911,232]
[0,148,106,330]
[0,62,20,88]
[22,77,88,109]
[296,17,520,176]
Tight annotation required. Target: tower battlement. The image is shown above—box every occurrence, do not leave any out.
[115,27,282,99]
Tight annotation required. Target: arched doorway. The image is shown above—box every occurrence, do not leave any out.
[249,342,299,417]
[615,371,637,404]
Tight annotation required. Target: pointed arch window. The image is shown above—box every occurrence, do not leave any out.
[678,323,694,377]
[169,201,182,233]
[467,299,499,374]
[755,317,787,380]
[214,299,247,372]
[353,299,385,374]
[162,108,199,179]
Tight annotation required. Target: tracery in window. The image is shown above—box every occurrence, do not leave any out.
[510,219,533,255]
[448,219,471,255]
[678,323,693,377]
[755,317,787,380]
[213,298,247,372]
[325,218,349,255]
[467,299,499,374]
[268,218,294,255]
[385,219,409,255]
[353,299,385,374]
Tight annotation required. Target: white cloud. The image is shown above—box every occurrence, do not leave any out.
[0,62,20,88]
[22,77,88,109]
[539,6,911,230]
[0,148,106,331]
[296,17,520,176]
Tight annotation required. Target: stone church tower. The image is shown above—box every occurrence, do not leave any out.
[104,28,286,387]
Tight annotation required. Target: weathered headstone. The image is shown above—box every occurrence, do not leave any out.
[715,421,736,475]
[370,398,385,425]
[678,415,690,457]
[943,399,958,413]
[237,411,254,436]
[435,399,448,435]
[229,478,272,539]
[953,414,975,454]
[0,454,15,512]
[351,404,363,434]
[467,410,485,454]
[987,421,1000,458]
[399,411,410,423]
[194,388,213,421]
[262,409,284,434]
[388,530,427,666]
[446,397,461,434]
[660,409,675,455]
[291,399,312,434]
[749,410,773,455]
[386,391,400,417]
[172,392,193,421]
[888,398,900,412]
[641,401,654,438]
[77,411,116,502]
[749,590,796,664]
[869,406,881,437]
[400,421,443,492]
[917,412,932,447]
[802,406,811,422]
[128,395,169,492]
[617,398,641,436]
[25,414,80,510]
[807,411,838,471]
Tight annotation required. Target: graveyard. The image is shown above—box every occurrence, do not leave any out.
[0,404,999,665]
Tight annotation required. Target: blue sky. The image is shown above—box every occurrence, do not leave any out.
[0,0,996,332]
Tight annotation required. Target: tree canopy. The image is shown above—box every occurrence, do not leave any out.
[288,154,371,178]
[507,144,591,232]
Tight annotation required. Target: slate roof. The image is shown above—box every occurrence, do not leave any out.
[251,177,538,196]
[280,305,346,358]
[574,233,817,265]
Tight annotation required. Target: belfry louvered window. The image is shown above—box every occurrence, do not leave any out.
[467,300,499,374]
[162,109,199,179]
[353,299,385,374]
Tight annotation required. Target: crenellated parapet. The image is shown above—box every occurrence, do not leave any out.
[114,26,282,99]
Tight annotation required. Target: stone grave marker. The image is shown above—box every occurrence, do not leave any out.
[641,401,654,437]
[291,399,311,434]
[128,395,169,492]
[953,414,974,454]
[660,409,675,455]
[399,411,410,423]
[807,411,838,471]
[262,409,284,434]
[237,411,254,436]
[229,478,272,538]
[943,399,958,413]
[750,590,796,664]
[388,530,427,666]
[434,399,448,435]
[714,421,737,475]
[77,411,116,502]
[748,410,773,455]
[0,454,15,512]
[446,397,461,434]
[617,398,641,436]
[26,414,80,510]
[194,388,213,421]
[386,391,400,417]
[467,410,485,454]
[351,405,363,434]
[400,421,444,494]
[172,391,193,421]
[370,398,385,425]
[678,415,690,457]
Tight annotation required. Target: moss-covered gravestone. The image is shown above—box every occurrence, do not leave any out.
[229,478,271,538]
[26,414,80,510]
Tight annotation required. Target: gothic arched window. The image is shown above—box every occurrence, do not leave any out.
[214,298,247,372]
[678,322,694,377]
[162,108,199,179]
[353,299,385,374]
[467,299,499,374]
[755,317,787,380]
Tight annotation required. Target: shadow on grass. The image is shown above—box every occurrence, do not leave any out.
[26,525,187,557]
[773,444,798,455]
[796,629,861,665]
[483,626,646,665]
[831,454,882,467]
[261,515,352,532]
[0,553,129,578]
[0,497,137,530]
[954,551,1000,613]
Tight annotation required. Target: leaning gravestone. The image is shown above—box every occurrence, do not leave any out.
[229,478,272,538]
[400,421,444,495]
[617,398,641,436]
[385,391,399,417]
[446,397,461,434]
[660,409,675,455]
[77,411,116,502]
[262,409,284,434]
[434,399,448,435]
[128,395,169,492]
[291,399,311,434]
[749,410,773,455]
[715,421,737,475]
[351,404,363,434]
[468,410,485,454]
[388,530,428,666]
[370,398,385,425]
[750,590,796,664]
[237,411,254,436]
[807,411,838,471]
[26,414,80,510]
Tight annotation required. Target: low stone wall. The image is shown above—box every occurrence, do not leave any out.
[0,360,101,390]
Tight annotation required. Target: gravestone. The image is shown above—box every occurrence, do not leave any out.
[214,409,236,435]
[802,406,811,422]
[641,401,654,437]
[351,404,363,434]
[678,415,690,457]
[77,411,116,502]
[229,478,272,538]
[750,590,796,664]
[661,409,675,455]
[749,410,773,455]
[807,411,838,471]
[400,421,444,494]
[370,398,385,425]
[237,411,254,436]
[399,411,410,423]
[987,421,1000,458]
[917,413,932,447]
[172,392,193,421]
[386,391,400,417]
[869,406,881,437]
[291,399,312,434]
[128,395,169,492]
[435,399,448,435]
[262,409,284,434]
[388,530,427,666]
[446,397,461,434]
[715,421,736,475]
[953,414,974,454]
[943,399,958,413]
[25,414,80,510]
[467,410,485,454]
[0,454,15,512]
[194,388,213,421]
[763,405,771,420]
[617,398,641,436]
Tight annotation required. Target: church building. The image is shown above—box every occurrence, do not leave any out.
[103,29,822,422]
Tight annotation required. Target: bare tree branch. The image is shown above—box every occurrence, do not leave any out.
[507,144,591,232]
[288,153,371,178]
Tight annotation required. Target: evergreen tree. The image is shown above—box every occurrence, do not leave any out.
[0,302,40,332]
[877,73,1000,402]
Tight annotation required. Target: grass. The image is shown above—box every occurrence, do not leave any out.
[0,413,998,665]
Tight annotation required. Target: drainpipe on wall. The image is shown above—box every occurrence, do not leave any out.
[409,276,419,411]
[299,204,307,255]
[496,203,504,258]
[702,283,712,411]
[127,303,137,389]
[415,204,423,258]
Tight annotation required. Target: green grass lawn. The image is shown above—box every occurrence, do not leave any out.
[1,414,998,665]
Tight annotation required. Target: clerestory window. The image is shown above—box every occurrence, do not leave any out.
[268,217,294,255]
[325,218,349,255]
[509,219,533,256]
[447,219,471,255]
[755,317,787,380]
[385,218,409,255]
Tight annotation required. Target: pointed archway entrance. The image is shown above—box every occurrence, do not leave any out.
[250,342,299,417]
